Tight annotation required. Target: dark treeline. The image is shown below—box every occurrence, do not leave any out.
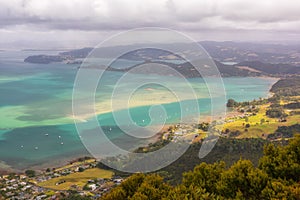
[270,77,300,96]
[97,138,269,185]
[267,124,300,140]
[284,102,300,109]
[101,135,300,200]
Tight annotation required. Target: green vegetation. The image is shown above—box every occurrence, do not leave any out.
[25,170,36,177]
[54,158,95,172]
[98,138,268,186]
[161,138,268,184]
[102,135,300,200]
[270,77,300,96]
[62,194,92,200]
[226,99,239,107]
[284,102,300,109]
[266,106,287,118]
[236,61,300,75]
[222,77,300,139]
[222,107,295,139]
[267,124,300,140]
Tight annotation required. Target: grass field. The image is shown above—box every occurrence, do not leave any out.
[54,159,96,172]
[37,168,114,191]
[219,103,300,139]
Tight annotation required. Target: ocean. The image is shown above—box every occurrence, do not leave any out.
[0,50,277,171]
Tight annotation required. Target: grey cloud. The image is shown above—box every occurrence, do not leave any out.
[0,0,300,49]
[0,0,299,32]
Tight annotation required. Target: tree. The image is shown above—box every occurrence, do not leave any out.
[78,167,85,172]
[25,170,36,177]
[129,192,148,200]
[167,185,214,200]
[102,187,127,200]
[102,135,300,199]
[62,194,91,200]
[216,159,268,199]
[198,122,209,131]
[266,107,287,118]
[261,180,300,199]
[259,135,300,182]
[183,162,225,194]
[102,174,170,200]
[134,175,170,200]
[226,99,238,107]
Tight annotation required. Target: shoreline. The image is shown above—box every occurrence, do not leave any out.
[0,76,279,130]
[0,76,280,173]
[4,111,241,173]
[0,107,268,173]
[0,125,173,173]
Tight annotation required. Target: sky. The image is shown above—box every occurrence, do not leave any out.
[1,0,300,49]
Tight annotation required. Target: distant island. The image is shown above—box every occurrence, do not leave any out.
[24,55,64,64]
[24,41,300,77]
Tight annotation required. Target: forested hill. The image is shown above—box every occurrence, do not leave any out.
[101,136,300,200]
[91,59,299,77]
[270,76,300,96]
[24,42,300,77]
[236,61,300,75]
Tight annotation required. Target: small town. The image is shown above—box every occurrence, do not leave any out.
[0,122,211,200]
[0,158,123,200]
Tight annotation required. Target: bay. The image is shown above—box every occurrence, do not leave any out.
[0,51,277,170]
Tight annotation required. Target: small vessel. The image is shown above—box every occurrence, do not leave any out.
[45,133,49,136]
[34,147,38,150]
[61,142,64,145]
[58,135,61,139]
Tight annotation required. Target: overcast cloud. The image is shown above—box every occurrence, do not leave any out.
[1,0,300,49]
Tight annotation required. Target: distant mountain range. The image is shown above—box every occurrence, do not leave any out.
[24,41,300,77]
[200,41,300,65]
[89,60,299,78]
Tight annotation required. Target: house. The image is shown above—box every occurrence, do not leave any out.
[162,133,169,140]
[36,194,47,200]
[88,183,97,191]
[174,131,183,136]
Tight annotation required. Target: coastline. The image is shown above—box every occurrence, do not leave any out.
[0,125,172,173]
[0,76,280,173]
[0,110,267,173]
[0,113,268,173]
[260,76,279,98]
[0,108,269,173]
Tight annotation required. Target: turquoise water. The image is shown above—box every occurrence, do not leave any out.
[0,51,277,170]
